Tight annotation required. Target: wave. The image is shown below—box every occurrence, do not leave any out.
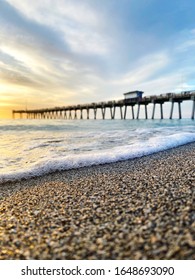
[1,132,195,184]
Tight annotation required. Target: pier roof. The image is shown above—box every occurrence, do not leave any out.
[123,90,144,96]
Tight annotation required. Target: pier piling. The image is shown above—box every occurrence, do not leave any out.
[178,101,182,119]
[94,108,97,119]
[120,106,123,119]
[136,104,140,119]
[192,97,195,119]
[124,106,127,119]
[101,107,106,119]
[131,106,135,119]
[145,104,148,119]
[151,103,156,119]
[170,102,174,119]
[160,103,164,119]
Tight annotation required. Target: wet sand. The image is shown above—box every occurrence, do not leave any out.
[0,142,195,259]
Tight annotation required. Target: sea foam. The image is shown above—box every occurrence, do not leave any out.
[0,119,195,183]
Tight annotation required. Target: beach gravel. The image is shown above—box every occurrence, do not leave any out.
[0,143,195,259]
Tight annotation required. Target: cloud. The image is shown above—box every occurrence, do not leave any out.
[6,0,100,27]
[0,0,114,99]
[176,29,195,53]
[4,0,110,56]
[112,52,170,86]
[0,0,195,118]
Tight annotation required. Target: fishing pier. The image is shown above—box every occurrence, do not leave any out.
[13,91,195,120]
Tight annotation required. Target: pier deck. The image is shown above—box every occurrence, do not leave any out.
[13,91,195,120]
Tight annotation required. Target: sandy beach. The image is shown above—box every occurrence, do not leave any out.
[0,142,195,260]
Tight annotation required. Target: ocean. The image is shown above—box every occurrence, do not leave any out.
[0,118,194,183]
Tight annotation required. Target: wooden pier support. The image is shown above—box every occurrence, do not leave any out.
[101,107,106,119]
[112,107,116,119]
[178,101,182,119]
[131,106,135,119]
[136,104,140,119]
[80,109,83,119]
[160,103,163,119]
[124,106,127,119]
[192,97,195,119]
[94,108,97,119]
[170,101,182,119]
[145,104,148,119]
[109,107,116,119]
[110,107,112,119]
[120,106,123,119]
[120,105,135,119]
[169,102,174,119]
[151,103,156,119]
[151,102,163,119]
[110,107,114,119]
[87,108,90,119]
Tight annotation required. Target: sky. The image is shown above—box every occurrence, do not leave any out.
[0,0,195,118]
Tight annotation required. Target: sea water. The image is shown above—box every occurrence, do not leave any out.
[0,119,194,183]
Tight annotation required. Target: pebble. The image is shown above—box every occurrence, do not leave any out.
[0,143,195,259]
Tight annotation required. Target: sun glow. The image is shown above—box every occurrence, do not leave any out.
[0,82,27,118]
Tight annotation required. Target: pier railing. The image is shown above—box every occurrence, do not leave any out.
[12,91,195,120]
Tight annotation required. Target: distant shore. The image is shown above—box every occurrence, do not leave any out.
[0,142,195,259]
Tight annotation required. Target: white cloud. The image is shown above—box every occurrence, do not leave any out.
[5,0,111,55]
[175,29,195,52]
[64,28,110,55]
[112,52,170,87]
[6,0,100,27]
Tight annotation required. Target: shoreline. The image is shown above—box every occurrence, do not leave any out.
[0,136,195,186]
[0,142,195,259]
[1,141,195,194]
